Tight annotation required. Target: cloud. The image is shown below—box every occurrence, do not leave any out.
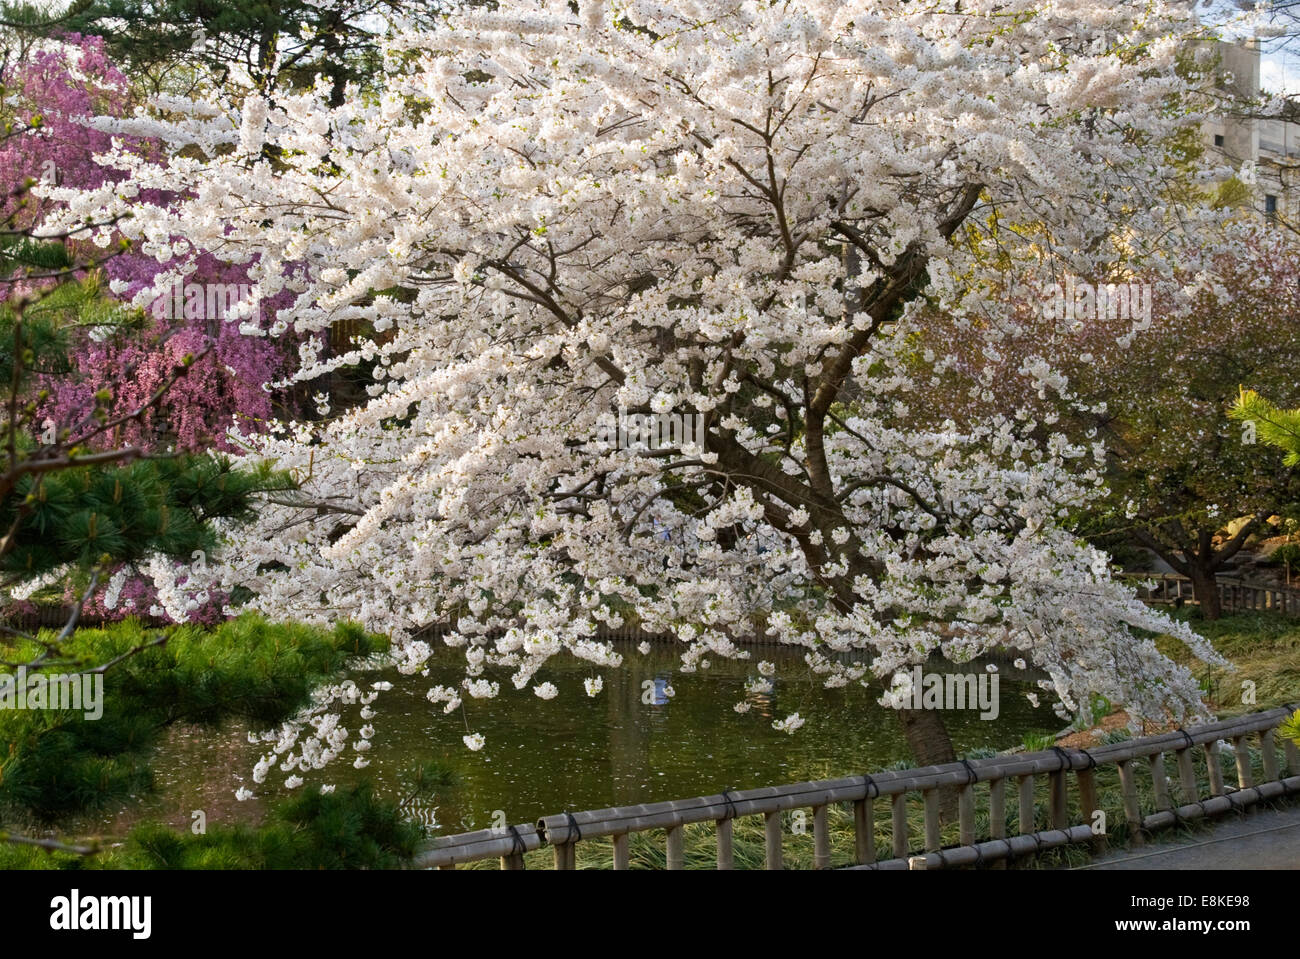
[1261,53,1300,94]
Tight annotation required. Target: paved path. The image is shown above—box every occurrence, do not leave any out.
[1075,805,1300,869]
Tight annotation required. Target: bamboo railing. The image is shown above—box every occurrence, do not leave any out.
[1123,573,1300,616]
[415,704,1300,870]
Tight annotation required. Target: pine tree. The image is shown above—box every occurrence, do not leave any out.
[1231,389,1300,466]
[1230,391,1300,748]
[34,0,433,103]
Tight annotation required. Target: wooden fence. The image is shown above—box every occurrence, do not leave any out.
[415,704,1300,870]
[1123,573,1300,616]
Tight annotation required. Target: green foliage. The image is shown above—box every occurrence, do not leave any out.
[0,615,386,824]
[2,454,292,580]
[1281,708,1300,749]
[1231,389,1300,467]
[123,783,423,869]
[0,782,424,870]
[1021,732,1057,752]
[1276,543,1300,563]
[0,0,92,32]
[0,233,73,278]
[400,758,458,796]
[0,286,70,379]
[0,271,144,356]
[1089,692,1112,725]
[1212,176,1253,210]
[53,0,409,100]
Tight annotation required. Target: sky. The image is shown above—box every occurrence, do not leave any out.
[1262,48,1300,94]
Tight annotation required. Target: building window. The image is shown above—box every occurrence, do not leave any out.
[1265,194,1278,217]
[1214,133,1225,147]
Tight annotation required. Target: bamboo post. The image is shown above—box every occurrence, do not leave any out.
[716,819,733,870]
[438,863,456,870]
[989,778,1007,840]
[1050,767,1068,830]
[1117,760,1144,846]
[666,824,685,870]
[1176,746,1198,803]
[1261,728,1280,783]
[1232,736,1253,790]
[501,851,525,870]
[1077,768,1103,854]
[923,789,941,852]
[813,805,831,870]
[1017,775,1035,835]
[891,793,909,859]
[1204,741,1225,796]
[613,833,630,871]
[987,779,1008,868]
[764,811,783,870]
[853,796,875,865]
[554,842,576,870]
[1284,736,1300,777]
[1148,753,1171,810]
[958,784,976,848]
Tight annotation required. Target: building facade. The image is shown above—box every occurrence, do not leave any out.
[1204,39,1300,224]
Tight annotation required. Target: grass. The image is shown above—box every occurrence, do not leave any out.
[1156,609,1300,715]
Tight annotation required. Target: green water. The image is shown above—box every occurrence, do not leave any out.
[90,643,1060,838]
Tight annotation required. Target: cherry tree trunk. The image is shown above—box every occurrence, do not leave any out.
[897,705,958,821]
[1187,565,1222,620]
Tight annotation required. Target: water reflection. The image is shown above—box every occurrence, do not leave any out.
[77,642,1060,839]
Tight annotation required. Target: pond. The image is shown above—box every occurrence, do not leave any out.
[82,641,1062,839]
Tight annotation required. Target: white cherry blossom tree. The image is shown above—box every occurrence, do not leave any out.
[51,0,1233,767]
